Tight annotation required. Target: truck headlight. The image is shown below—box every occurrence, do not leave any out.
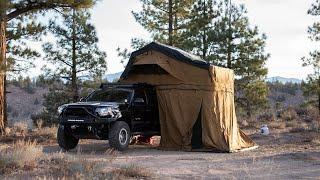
[95,107,112,117]
[57,105,67,115]
[95,107,122,118]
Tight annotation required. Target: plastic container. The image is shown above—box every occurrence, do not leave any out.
[260,125,269,135]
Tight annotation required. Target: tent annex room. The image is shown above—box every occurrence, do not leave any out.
[119,42,257,152]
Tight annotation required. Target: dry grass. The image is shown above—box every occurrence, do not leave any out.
[0,140,43,174]
[280,107,298,121]
[11,122,28,136]
[41,151,113,179]
[268,121,286,129]
[238,158,279,179]
[1,123,57,144]
[43,150,151,179]
[311,137,320,145]
[110,164,152,179]
[32,126,57,140]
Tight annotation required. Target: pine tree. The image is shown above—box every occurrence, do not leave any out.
[209,0,269,117]
[132,0,195,47]
[301,0,320,114]
[118,0,197,65]
[33,76,70,126]
[183,0,216,59]
[42,9,107,102]
[0,0,95,133]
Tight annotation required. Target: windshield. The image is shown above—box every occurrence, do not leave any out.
[86,89,132,103]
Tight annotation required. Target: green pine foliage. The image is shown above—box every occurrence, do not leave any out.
[3,0,95,75]
[0,0,96,130]
[132,0,195,46]
[42,9,107,101]
[301,0,320,113]
[31,77,70,125]
[182,0,216,59]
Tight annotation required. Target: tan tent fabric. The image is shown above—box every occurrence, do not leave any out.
[120,43,256,152]
[157,89,203,150]
[201,66,256,151]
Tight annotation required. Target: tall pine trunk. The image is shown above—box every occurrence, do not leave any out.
[246,100,252,118]
[202,0,207,60]
[71,9,78,102]
[318,92,320,115]
[168,0,173,46]
[318,77,320,115]
[0,19,6,133]
[227,0,232,68]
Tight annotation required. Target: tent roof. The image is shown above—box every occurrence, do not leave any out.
[120,42,210,79]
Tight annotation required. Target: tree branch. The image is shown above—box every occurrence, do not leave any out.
[58,59,73,67]
[7,2,72,21]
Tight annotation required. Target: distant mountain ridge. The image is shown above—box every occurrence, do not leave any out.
[266,76,302,84]
[105,72,302,84]
[105,72,122,82]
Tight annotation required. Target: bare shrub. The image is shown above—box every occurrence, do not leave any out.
[311,137,320,145]
[110,164,152,179]
[257,113,275,122]
[44,152,110,179]
[289,121,309,132]
[34,126,57,139]
[69,158,104,179]
[12,122,28,136]
[306,107,319,117]
[35,119,44,129]
[286,120,298,128]
[4,127,11,136]
[0,140,43,173]
[280,107,298,121]
[309,121,320,132]
[239,117,260,128]
[269,121,286,129]
[240,120,249,127]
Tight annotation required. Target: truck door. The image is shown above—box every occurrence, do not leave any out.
[145,89,159,132]
[132,89,147,132]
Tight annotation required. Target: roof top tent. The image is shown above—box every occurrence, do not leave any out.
[119,42,257,152]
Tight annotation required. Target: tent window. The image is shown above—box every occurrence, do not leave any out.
[191,107,203,149]
[129,64,169,75]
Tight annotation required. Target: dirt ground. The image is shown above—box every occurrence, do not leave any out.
[1,128,320,179]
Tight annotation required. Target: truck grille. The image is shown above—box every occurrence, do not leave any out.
[64,106,95,117]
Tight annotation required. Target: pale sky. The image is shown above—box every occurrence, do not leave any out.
[28,0,318,79]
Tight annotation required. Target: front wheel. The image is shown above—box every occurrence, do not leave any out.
[108,121,130,151]
[57,125,79,151]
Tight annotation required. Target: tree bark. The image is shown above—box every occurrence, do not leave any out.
[318,76,320,115]
[227,0,232,68]
[0,19,7,133]
[202,0,207,60]
[71,9,78,102]
[318,92,320,115]
[168,0,173,46]
[246,100,251,118]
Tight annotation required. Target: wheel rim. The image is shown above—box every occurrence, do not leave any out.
[119,128,128,145]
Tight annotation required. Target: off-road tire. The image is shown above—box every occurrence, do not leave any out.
[57,125,79,151]
[108,121,130,151]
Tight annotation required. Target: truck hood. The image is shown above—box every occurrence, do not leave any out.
[66,101,121,107]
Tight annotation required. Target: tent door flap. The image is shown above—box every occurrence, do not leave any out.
[191,107,203,149]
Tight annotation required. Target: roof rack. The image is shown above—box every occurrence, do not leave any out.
[99,83,154,89]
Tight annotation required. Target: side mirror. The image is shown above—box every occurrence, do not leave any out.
[79,97,85,102]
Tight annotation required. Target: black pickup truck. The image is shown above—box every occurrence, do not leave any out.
[57,83,160,151]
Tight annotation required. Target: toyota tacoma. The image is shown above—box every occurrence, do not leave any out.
[57,83,160,151]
